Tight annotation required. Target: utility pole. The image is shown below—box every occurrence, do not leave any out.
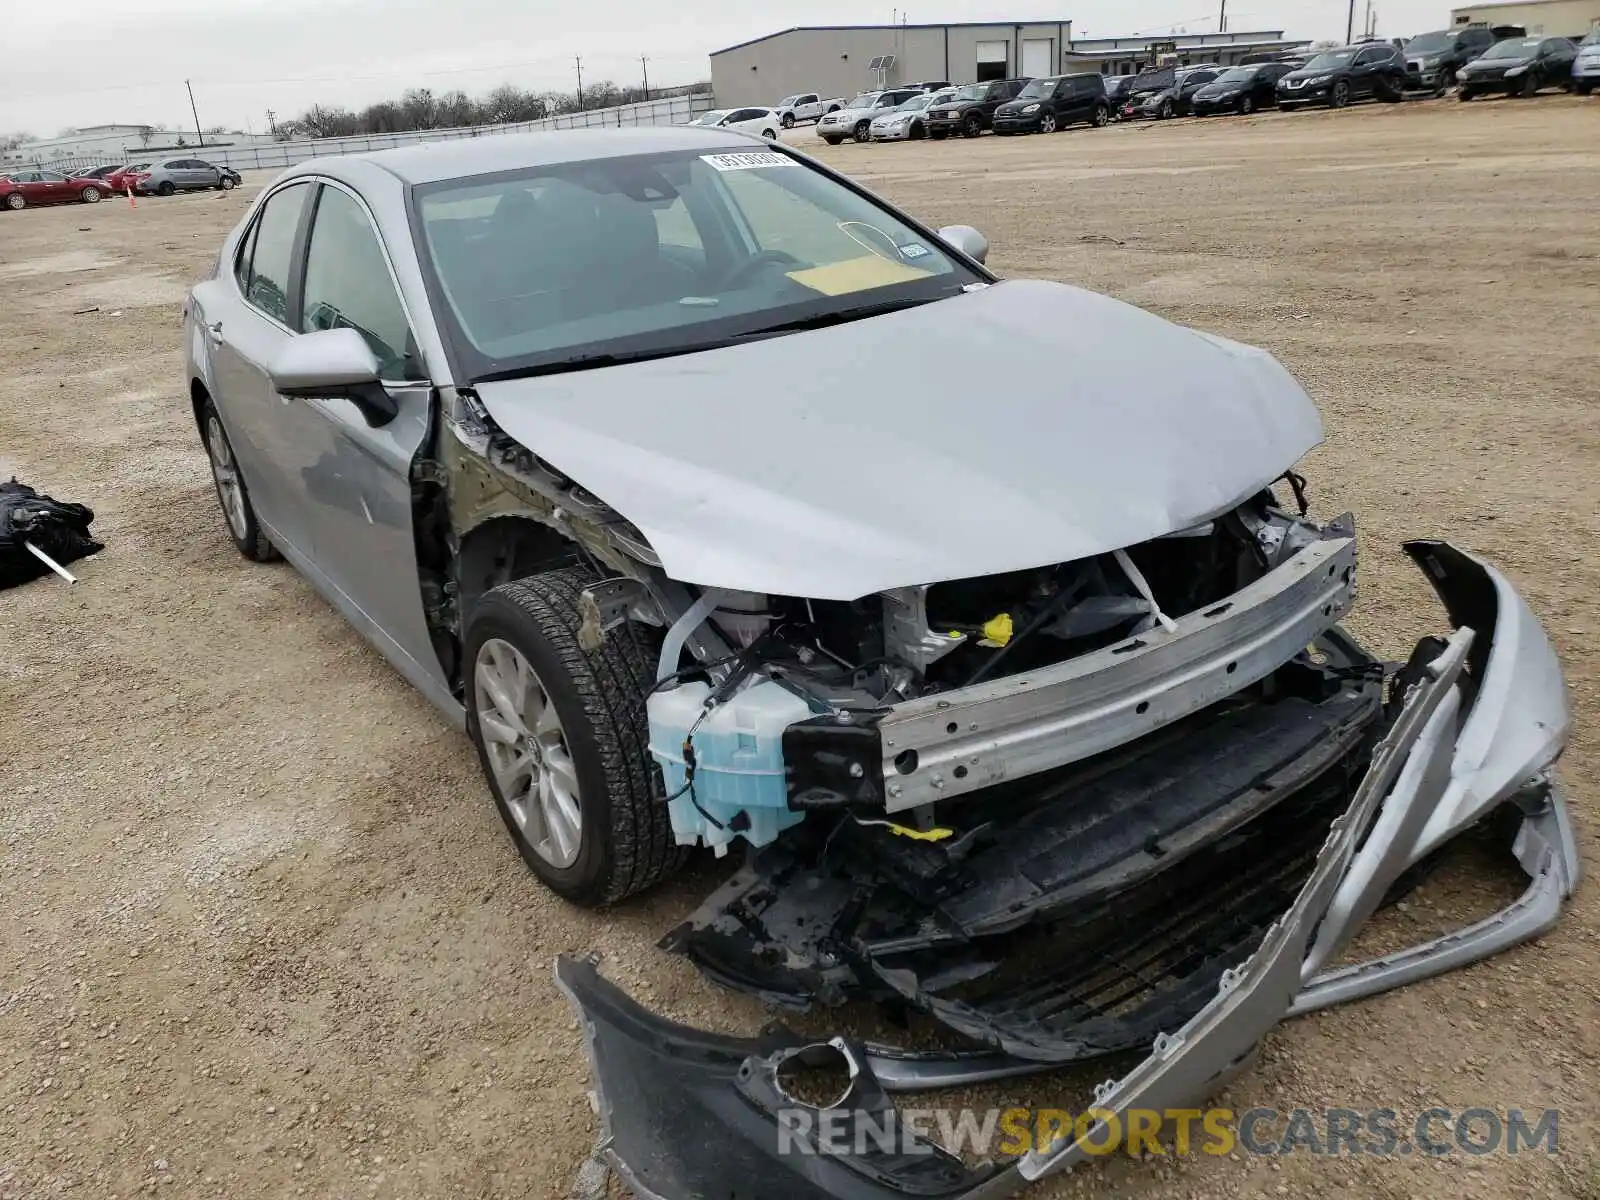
[1346,0,1357,43]
[266,109,277,139]
[1219,0,1227,34]
[185,79,204,147]
[575,56,584,110]
[641,55,650,100]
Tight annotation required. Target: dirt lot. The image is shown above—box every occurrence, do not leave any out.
[2,95,1597,1200]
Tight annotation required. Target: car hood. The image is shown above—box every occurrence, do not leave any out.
[1465,56,1531,69]
[1194,82,1242,96]
[473,278,1324,600]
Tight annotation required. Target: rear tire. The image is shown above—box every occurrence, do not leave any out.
[1519,73,1539,97]
[157,181,175,196]
[464,568,686,908]
[762,128,776,139]
[200,398,278,563]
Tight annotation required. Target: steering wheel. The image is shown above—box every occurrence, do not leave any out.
[720,249,804,290]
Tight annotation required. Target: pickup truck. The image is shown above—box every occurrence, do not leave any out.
[773,93,845,128]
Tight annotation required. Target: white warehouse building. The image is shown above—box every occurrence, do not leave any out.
[1,124,277,168]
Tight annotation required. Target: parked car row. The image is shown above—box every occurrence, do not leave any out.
[0,157,242,210]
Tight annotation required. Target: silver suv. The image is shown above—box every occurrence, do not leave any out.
[136,157,234,196]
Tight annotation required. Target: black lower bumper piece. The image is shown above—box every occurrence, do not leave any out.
[555,956,1008,1200]
[665,657,1383,1062]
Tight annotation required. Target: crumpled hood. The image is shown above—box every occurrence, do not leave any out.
[475,278,1324,601]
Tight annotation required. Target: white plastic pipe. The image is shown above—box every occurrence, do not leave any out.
[657,589,727,681]
[25,541,77,584]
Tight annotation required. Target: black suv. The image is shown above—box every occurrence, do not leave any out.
[1402,27,1497,94]
[926,78,1030,138]
[992,73,1109,133]
[1276,42,1406,109]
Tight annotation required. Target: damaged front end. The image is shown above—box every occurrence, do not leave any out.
[555,535,1574,1199]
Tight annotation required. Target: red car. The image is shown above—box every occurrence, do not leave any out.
[0,169,115,210]
[103,163,150,194]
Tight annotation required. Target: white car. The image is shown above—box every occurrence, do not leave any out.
[688,107,780,139]
[773,93,845,128]
[816,88,925,144]
[869,90,958,141]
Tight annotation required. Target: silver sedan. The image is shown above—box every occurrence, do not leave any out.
[186,131,1572,1186]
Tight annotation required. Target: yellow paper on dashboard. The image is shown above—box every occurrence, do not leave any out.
[786,254,933,297]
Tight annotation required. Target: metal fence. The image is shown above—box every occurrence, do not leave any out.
[18,91,717,176]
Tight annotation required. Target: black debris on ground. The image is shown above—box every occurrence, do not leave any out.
[0,478,103,590]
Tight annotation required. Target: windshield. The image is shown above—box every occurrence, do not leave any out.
[413,148,982,382]
[1214,67,1257,84]
[1483,38,1540,58]
[1017,77,1062,99]
[690,111,729,126]
[1305,49,1359,69]
[778,96,802,106]
[954,83,989,101]
[844,92,880,108]
[1406,31,1455,53]
[892,94,934,112]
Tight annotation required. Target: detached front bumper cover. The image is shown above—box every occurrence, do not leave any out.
[558,542,1576,1200]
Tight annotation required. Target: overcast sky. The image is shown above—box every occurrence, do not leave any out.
[7,0,1449,136]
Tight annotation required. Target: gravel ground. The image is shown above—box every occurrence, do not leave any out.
[1,96,1596,1200]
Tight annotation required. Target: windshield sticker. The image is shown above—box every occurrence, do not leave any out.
[700,152,796,172]
[786,255,934,297]
[900,243,932,259]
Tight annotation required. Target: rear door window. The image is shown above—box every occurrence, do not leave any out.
[238,182,311,326]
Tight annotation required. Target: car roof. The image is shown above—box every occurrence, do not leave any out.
[328,127,768,186]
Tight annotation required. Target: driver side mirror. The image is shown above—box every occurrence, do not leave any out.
[269,327,399,427]
[938,225,989,265]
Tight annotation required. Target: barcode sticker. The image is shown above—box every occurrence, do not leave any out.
[700,152,796,172]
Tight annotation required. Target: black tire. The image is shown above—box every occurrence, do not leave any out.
[157,180,175,196]
[962,112,984,137]
[220,176,236,190]
[822,136,843,145]
[910,120,925,140]
[1240,94,1255,115]
[1458,87,1474,101]
[1092,105,1109,127]
[200,398,278,562]
[5,192,25,210]
[762,128,776,139]
[80,186,102,203]
[1578,82,1594,96]
[464,569,685,907]
[1158,98,1174,119]
[781,112,796,128]
[1039,111,1058,133]
[1331,81,1350,108]
[930,129,948,140]
[852,120,871,143]
[1437,68,1457,97]
[1518,73,1539,97]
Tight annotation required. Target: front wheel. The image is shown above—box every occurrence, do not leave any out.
[1331,81,1350,108]
[1239,94,1255,115]
[962,113,984,137]
[1158,98,1174,119]
[910,120,925,140]
[156,180,175,196]
[201,399,278,562]
[1518,74,1539,97]
[781,112,796,128]
[81,186,102,203]
[1092,105,1109,127]
[220,176,236,190]
[1039,112,1058,134]
[464,569,685,907]
[853,120,871,143]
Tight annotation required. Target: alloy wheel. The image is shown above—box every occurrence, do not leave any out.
[473,638,583,869]
[205,414,249,541]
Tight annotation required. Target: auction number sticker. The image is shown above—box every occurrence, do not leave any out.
[701,152,796,172]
